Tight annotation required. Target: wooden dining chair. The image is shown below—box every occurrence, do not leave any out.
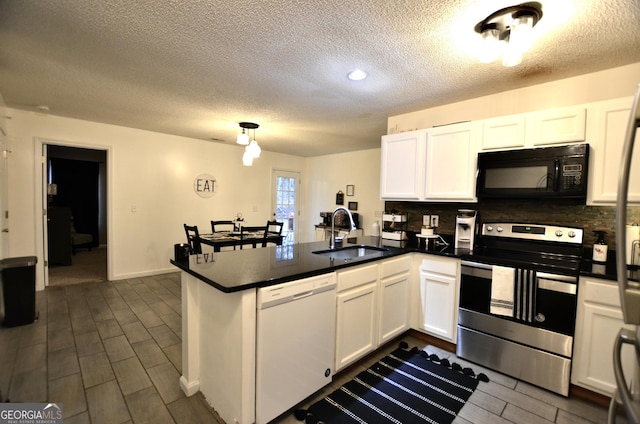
[183,224,202,254]
[211,220,236,233]
[241,225,267,249]
[263,220,284,247]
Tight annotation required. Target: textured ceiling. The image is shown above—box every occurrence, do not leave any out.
[0,0,639,157]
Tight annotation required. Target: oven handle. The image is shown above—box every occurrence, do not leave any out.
[461,261,577,295]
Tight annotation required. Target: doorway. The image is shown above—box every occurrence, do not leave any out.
[271,169,300,245]
[45,145,107,286]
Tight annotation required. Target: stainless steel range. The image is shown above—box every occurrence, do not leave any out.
[456,222,583,396]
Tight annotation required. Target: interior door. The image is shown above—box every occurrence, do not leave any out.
[271,170,300,245]
[0,126,8,258]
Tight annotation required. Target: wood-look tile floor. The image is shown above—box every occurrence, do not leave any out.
[0,273,629,423]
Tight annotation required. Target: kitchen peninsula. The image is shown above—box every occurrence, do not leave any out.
[170,236,413,424]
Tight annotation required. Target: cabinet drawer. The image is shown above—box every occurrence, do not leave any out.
[420,257,458,276]
[337,264,379,292]
[581,277,620,307]
[381,256,411,279]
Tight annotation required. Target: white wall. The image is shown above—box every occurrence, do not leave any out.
[388,63,640,132]
[304,149,385,239]
[5,109,307,289]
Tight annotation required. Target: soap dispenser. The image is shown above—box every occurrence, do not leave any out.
[592,231,608,263]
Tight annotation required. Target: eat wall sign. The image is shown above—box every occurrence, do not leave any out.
[194,173,216,198]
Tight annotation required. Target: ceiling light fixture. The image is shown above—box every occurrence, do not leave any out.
[475,2,543,67]
[347,69,367,81]
[238,122,261,166]
[237,121,258,145]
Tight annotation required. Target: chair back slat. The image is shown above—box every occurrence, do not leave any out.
[183,224,202,254]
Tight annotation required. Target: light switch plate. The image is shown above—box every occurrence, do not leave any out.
[431,215,439,227]
[422,215,431,226]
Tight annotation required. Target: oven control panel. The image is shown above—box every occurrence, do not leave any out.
[482,223,583,244]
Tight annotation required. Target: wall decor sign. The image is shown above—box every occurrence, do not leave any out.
[194,173,217,198]
[346,185,355,196]
[336,190,344,205]
[348,201,358,211]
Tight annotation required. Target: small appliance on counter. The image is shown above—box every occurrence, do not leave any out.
[626,223,640,267]
[319,212,332,225]
[381,213,407,240]
[454,209,478,251]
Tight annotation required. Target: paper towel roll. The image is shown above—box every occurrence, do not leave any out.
[626,225,640,266]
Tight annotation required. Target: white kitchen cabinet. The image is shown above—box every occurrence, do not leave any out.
[572,276,636,396]
[424,122,478,202]
[587,97,640,204]
[528,106,586,146]
[380,130,426,200]
[481,114,527,151]
[417,255,460,343]
[335,264,379,371]
[378,256,411,344]
[314,227,328,241]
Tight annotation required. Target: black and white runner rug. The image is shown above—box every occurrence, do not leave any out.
[296,343,489,424]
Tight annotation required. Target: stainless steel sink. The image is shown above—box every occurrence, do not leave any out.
[312,245,389,260]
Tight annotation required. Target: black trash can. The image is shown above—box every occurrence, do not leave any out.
[1,256,38,327]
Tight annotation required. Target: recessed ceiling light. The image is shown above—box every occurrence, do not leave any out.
[347,69,367,81]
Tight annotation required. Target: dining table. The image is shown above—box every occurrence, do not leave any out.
[199,230,284,252]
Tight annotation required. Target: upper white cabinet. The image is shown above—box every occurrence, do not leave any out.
[481,114,527,150]
[380,130,426,200]
[424,122,478,202]
[479,107,586,152]
[380,124,478,202]
[529,106,586,146]
[587,97,640,204]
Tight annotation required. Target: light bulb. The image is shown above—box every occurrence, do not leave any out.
[237,130,249,145]
[242,150,253,166]
[248,140,261,158]
[479,28,502,63]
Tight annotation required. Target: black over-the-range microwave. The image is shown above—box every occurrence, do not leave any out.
[476,143,589,200]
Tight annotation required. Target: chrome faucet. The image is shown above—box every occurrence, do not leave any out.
[330,206,357,249]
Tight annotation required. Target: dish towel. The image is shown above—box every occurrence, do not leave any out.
[490,265,515,317]
[514,268,537,323]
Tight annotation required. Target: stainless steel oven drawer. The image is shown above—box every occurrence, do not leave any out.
[456,326,571,396]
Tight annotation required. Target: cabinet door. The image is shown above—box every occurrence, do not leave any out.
[424,122,477,202]
[529,106,586,146]
[572,276,636,396]
[335,282,378,371]
[572,302,636,396]
[418,258,460,343]
[481,114,526,150]
[378,273,410,344]
[380,130,426,199]
[314,228,327,241]
[588,97,640,204]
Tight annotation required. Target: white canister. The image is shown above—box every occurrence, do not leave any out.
[372,220,380,237]
[626,224,640,266]
[421,226,434,236]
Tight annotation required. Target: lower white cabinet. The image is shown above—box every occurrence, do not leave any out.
[378,256,411,345]
[417,255,460,343]
[572,276,637,396]
[335,264,379,371]
[334,256,411,372]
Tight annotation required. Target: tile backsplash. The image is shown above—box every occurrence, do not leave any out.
[385,198,640,249]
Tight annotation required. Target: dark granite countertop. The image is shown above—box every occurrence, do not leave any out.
[170,234,639,293]
[170,236,422,293]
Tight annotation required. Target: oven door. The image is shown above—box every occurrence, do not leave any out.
[458,261,578,338]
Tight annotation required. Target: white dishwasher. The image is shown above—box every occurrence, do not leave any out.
[255,273,336,424]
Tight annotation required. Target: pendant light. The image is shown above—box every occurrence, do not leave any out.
[238,122,261,166]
